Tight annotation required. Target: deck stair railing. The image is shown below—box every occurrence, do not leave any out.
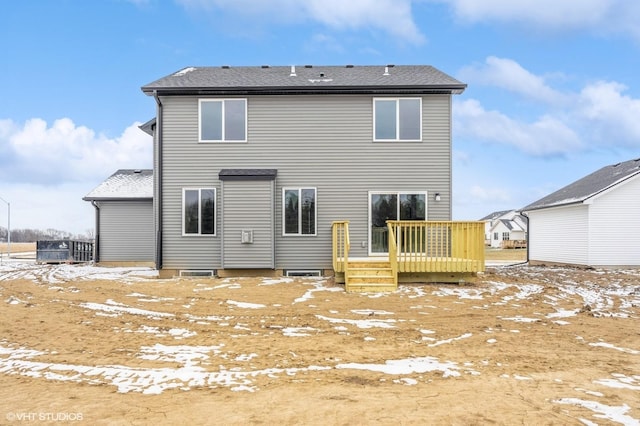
[331,221,350,276]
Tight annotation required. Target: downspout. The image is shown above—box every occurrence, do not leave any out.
[153,90,163,270]
[90,201,100,263]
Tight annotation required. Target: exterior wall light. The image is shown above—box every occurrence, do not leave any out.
[434,193,441,202]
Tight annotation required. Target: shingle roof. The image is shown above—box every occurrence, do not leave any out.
[480,209,513,221]
[521,158,640,211]
[141,65,466,95]
[83,169,153,201]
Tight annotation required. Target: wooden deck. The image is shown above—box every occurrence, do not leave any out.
[332,221,485,292]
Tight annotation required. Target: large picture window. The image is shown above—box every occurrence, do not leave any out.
[199,99,247,142]
[283,188,316,236]
[183,188,216,235]
[373,98,422,141]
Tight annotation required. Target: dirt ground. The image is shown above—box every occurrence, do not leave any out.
[0,262,639,425]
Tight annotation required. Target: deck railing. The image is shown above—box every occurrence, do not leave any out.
[332,221,350,274]
[387,221,485,273]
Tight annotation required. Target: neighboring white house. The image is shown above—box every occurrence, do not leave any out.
[480,210,527,248]
[521,158,640,267]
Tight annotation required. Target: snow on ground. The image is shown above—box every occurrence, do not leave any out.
[553,398,640,426]
[0,262,639,425]
[0,262,158,284]
[0,341,330,394]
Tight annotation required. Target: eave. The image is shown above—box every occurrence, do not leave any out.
[141,85,467,97]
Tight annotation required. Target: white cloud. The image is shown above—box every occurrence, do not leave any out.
[578,81,640,145]
[455,57,640,155]
[436,0,640,40]
[454,99,582,156]
[0,118,152,234]
[1,118,152,184]
[176,0,425,44]
[458,56,568,105]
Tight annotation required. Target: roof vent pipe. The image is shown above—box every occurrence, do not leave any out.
[290,65,296,77]
[383,66,390,76]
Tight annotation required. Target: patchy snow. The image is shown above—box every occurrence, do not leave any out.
[293,279,342,304]
[553,398,639,426]
[79,302,175,318]
[315,314,396,329]
[547,308,580,319]
[1,261,639,411]
[593,373,640,391]
[589,342,640,355]
[336,356,476,378]
[282,327,316,337]
[0,263,158,284]
[0,342,330,394]
[226,300,266,309]
[499,316,540,323]
[427,333,473,347]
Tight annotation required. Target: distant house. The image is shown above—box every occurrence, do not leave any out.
[480,210,527,248]
[83,169,154,266]
[85,65,487,291]
[521,158,640,267]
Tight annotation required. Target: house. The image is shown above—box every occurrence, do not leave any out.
[83,169,154,266]
[521,158,640,267]
[480,210,527,248]
[88,65,486,290]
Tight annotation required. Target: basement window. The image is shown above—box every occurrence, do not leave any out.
[285,270,322,277]
[179,270,216,277]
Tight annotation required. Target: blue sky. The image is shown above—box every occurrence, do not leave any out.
[1,0,640,235]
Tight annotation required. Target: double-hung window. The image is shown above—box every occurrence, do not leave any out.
[374,98,422,141]
[183,188,216,235]
[283,188,316,236]
[199,99,247,142]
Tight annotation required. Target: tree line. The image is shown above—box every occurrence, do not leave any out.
[0,227,93,243]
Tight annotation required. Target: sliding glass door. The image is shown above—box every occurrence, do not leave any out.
[369,192,426,254]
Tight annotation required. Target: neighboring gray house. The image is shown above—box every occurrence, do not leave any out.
[102,65,466,277]
[83,169,154,266]
[521,158,640,267]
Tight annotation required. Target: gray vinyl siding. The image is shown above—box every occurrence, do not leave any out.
[221,180,275,268]
[160,94,452,270]
[98,201,154,262]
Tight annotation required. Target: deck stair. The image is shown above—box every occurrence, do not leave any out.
[345,259,397,292]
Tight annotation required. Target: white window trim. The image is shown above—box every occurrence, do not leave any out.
[198,98,248,143]
[282,187,318,237]
[182,188,217,237]
[367,190,429,256]
[372,97,423,142]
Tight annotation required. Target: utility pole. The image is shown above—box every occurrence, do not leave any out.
[0,196,10,261]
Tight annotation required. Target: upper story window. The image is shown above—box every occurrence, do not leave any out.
[199,99,247,142]
[283,188,317,236]
[373,98,422,141]
[183,188,216,236]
